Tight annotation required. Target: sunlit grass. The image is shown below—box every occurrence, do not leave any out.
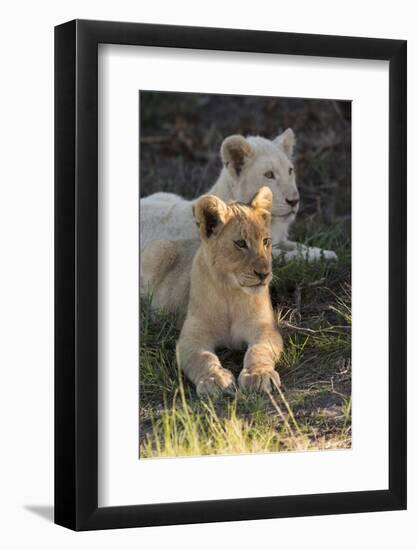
[140,376,349,459]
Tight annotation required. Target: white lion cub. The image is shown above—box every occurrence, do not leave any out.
[140,129,337,261]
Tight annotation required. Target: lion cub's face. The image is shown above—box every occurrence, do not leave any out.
[194,187,273,296]
[220,129,300,224]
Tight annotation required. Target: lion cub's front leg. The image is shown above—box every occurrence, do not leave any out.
[238,329,283,393]
[177,329,235,398]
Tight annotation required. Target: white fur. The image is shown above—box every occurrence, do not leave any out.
[140,130,337,261]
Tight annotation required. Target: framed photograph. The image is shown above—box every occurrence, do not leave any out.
[55,19,407,531]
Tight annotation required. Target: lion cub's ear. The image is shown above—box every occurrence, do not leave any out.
[274,128,296,159]
[220,135,254,178]
[250,186,273,221]
[194,195,228,240]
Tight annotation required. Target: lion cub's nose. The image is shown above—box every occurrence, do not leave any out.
[286,198,299,208]
[254,270,270,282]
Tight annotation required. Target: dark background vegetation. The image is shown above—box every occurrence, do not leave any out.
[139,91,352,458]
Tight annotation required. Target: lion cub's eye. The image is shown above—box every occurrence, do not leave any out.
[264,171,275,179]
[289,167,294,175]
[234,239,248,249]
[263,238,272,247]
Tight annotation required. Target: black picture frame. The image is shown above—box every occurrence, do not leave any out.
[55,19,407,531]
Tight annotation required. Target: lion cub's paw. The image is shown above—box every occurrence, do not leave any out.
[322,249,338,261]
[281,246,337,262]
[238,368,281,393]
[196,367,236,398]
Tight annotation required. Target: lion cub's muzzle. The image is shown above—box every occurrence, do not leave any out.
[238,264,273,289]
[253,270,270,283]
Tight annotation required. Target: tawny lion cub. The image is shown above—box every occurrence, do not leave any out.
[177,186,283,397]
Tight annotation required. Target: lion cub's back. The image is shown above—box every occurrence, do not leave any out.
[141,239,199,314]
[139,196,198,251]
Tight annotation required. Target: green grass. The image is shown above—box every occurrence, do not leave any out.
[139,220,351,458]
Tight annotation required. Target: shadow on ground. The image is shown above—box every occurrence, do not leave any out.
[24,505,54,523]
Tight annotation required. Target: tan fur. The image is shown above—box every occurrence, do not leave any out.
[176,187,283,397]
[141,239,198,315]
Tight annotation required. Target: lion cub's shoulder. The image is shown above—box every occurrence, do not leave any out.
[141,239,199,313]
